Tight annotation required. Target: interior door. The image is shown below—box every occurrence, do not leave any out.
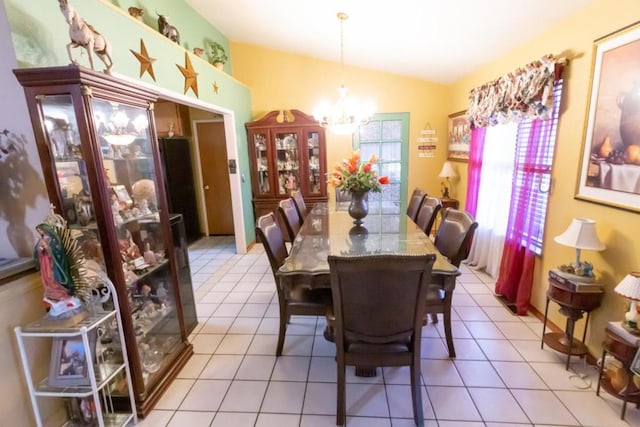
[196,121,234,234]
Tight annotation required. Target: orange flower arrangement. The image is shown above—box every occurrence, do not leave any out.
[327,150,389,193]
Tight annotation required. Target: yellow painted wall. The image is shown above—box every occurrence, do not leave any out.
[448,0,640,352]
[230,43,453,201]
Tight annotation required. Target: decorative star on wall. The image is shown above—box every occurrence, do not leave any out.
[177,53,199,97]
[130,39,156,81]
[213,82,219,94]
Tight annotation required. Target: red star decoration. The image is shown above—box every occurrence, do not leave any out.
[130,39,156,81]
[177,52,199,97]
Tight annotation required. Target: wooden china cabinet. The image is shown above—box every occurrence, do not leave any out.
[245,109,328,231]
[14,66,193,417]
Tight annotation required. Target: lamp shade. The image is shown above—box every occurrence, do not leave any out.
[615,272,640,301]
[438,161,457,179]
[554,218,605,251]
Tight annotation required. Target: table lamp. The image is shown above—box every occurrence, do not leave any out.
[614,272,640,330]
[438,161,457,199]
[554,218,605,281]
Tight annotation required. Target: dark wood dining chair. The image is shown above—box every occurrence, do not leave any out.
[290,190,308,222]
[426,208,478,357]
[256,212,331,356]
[328,253,436,427]
[406,188,427,221]
[414,196,442,236]
[278,198,302,242]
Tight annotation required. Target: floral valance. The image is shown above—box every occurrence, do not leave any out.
[466,54,565,128]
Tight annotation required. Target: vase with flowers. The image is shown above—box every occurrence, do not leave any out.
[327,150,389,224]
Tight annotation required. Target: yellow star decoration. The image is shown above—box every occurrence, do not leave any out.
[213,81,219,94]
[130,39,156,81]
[177,52,199,97]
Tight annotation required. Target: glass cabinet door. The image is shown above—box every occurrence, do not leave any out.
[252,132,270,195]
[306,131,322,195]
[275,131,300,195]
[39,94,106,267]
[91,98,181,389]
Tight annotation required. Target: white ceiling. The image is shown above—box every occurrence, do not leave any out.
[184,0,593,84]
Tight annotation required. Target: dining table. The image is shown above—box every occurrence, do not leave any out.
[277,201,459,287]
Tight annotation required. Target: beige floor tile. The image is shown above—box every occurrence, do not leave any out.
[177,354,211,379]
[271,355,310,381]
[154,378,195,410]
[492,361,548,389]
[179,379,230,411]
[476,339,525,361]
[426,385,481,421]
[468,387,529,423]
[211,412,258,427]
[455,360,505,387]
[166,411,215,427]
[235,354,276,380]
[511,389,579,425]
[219,380,268,412]
[261,381,307,413]
[199,354,243,379]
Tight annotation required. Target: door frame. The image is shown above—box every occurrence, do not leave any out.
[191,118,239,239]
[149,85,246,254]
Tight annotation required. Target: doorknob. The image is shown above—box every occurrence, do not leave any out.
[204,185,210,190]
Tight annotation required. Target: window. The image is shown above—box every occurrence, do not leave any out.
[355,113,409,219]
[507,81,563,255]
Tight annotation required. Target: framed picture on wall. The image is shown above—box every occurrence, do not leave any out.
[447,110,471,162]
[576,22,640,212]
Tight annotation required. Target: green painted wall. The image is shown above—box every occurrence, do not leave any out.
[3,0,256,244]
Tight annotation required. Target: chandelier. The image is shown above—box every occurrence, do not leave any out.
[313,12,374,135]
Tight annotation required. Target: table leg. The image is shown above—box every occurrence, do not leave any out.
[564,316,576,370]
[582,311,592,344]
[541,297,550,349]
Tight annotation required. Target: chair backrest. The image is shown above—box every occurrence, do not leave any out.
[328,254,436,346]
[414,196,442,236]
[434,209,478,267]
[290,190,307,221]
[406,188,427,221]
[278,198,302,242]
[255,212,288,277]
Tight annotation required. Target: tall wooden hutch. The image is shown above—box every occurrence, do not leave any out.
[14,66,193,416]
[245,109,328,229]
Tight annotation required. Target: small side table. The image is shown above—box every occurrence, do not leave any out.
[541,273,604,369]
[433,198,459,234]
[439,197,459,212]
[596,322,640,419]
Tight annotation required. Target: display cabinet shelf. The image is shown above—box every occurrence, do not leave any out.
[15,65,194,417]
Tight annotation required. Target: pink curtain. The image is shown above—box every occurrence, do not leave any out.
[494,116,554,314]
[465,127,486,217]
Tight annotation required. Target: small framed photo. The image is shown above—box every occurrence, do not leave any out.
[48,333,96,387]
[111,185,133,207]
[447,110,471,162]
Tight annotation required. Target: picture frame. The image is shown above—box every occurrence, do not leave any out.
[447,110,471,162]
[111,184,133,207]
[631,346,640,377]
[48,333,97,387]
[576,22,640,212]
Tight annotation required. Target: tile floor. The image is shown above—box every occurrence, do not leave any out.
[139,236,640,427]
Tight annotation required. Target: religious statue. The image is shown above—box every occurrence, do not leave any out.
[33,205,92,317]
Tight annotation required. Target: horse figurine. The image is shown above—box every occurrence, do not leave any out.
[58,0,113,73]
[156,12,180,44]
